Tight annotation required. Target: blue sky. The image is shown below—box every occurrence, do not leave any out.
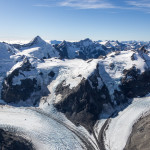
[0,0,150,41]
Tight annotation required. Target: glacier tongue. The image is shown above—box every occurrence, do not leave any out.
[0,106,87,150]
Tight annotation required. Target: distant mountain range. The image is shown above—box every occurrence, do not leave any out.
[7,36,150,60]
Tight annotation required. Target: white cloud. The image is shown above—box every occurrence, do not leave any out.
[126,0,150,8]
[33,0,150,13]
[59,0,116,9]
[34,4,52,7]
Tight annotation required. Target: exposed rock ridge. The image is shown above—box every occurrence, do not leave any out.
[54,65,111,132]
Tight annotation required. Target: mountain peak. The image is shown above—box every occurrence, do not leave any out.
[82,38,92,42]
[28,36,46,46]
[79,38,93,46]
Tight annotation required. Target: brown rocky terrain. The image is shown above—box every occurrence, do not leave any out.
[125,114,150,150]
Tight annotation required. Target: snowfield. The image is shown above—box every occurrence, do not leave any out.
[37,58,99,90]
[38,58,99,104]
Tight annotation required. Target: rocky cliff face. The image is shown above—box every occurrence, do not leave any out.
[54,67,111,132]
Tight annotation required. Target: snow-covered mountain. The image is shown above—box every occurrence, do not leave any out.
[11,36,59,60]
[54,38,106,59]
[1,36,150,150]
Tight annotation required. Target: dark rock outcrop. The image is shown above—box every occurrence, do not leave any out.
[76,51,86,60]
[48,71,55,77]
[54,41,69,59]
[109,63,115,70]
[120,67,150,98]
[139,45,148,54]
[2,78,39,103]
[0,129,34,150]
